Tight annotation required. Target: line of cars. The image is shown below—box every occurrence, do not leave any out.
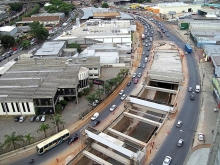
[14,115,46,122]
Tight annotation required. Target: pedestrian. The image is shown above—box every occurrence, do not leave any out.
[56,158,59,162]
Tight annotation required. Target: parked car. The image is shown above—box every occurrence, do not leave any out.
[19,116,26,123]
[14,116,20,122]
[163,156,172,165]
[177,139,184,147]
[91,112,99,120]
[127,81,131,86]
[92,100,100,107]
[176,120,182,128]
[120,94,127,100]
[119,90,124,95]
[138,63,141,68]
[92,120,100,127]
[67,133,79,145]
[188,87,192,92]
[41,115,46,122]
[133,73,137,78]
[166,33,169,37]
[142,64,146,69]
[30,116,37,122]
[35,116,42,122]
[110,105,117,111]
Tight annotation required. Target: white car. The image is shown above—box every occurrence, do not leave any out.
[121,94,127,100]
[110,105,117,111]
[176,120,182,128]
[91,112,99,120]
[19,116,26,123]
[41,115,46,122]
[119,90,124,95]
[198,133,204,141]
[163,156,172,165]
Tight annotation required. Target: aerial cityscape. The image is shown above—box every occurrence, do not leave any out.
[0,0,219,165]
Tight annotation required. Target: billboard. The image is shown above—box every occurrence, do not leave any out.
[93,79,104,85]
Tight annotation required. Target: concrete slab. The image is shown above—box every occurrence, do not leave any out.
[186,148,210,165]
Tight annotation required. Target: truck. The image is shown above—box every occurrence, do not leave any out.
[185,44,192,53]
[145,57,148,63]
[142,34,145,39]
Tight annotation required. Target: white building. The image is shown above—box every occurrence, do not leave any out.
[0,26,17,36]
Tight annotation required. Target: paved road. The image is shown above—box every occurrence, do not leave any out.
[7,17,153,165]
[148,18,200,165]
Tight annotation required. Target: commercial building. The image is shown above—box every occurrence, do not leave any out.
[22,16,61,27]
[0,26,17,36]
[0,56,84,116]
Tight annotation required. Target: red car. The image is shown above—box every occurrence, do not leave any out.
[134,78,138,84]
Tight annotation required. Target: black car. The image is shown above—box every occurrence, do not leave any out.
[30,116,37,122]
[67,134,79,145]
[190,94,195,100]
[14,116,20,122]
[127,81,131,86]
[92,120,100,127]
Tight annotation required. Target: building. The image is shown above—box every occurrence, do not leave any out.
[0,56,83,115]
[34,41,67,57]
[0,26,17,36]
[31,12,65,20]
[203,45,220,61]
[22,16,61,27]
[80,7,133,20]
[79,43,131,67]
[56,19,135,48]
[148,2,201,15]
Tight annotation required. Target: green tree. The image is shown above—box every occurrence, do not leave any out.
[21,40,30,49]
[3,132,23,150]
[103,80,113,95]
[82,87,90,95]
[55,103,63,114]
[37,123,50,138]
[102,2,109,8]
[29,21,49,41]
[51,114,65,133]
[9,3,23,12]
[94,5,98,8]
[67,43,82,53]
[60,100,67,106]
[24,133,35,145]
[95,88,104,100]
[1,35,15,49]
[85,93,98,104]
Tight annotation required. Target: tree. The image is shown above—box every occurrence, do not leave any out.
[24,133,35,145]
[95,89,104,100]
[102,2,109,8]
[21,40,30,49]
[29,21,49,41]
[85,93,98,103]
[1,35,15,49]
[3,132,23,150]
[60,100,67,107]
[51,114,65,133]
[55,103,63,114]
[9,3,23,12]
[67,43,82,53]
[37,123,50,138]
[118,68,129,78]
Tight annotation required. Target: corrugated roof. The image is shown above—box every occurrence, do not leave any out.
[0,26,16,32]
[22,16,60,22]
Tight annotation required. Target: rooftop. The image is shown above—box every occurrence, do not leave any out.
[34,41,66,56]
[31,12,64,17]
[22,16,60,22]
[0,26,16,32]
[0,57,80,102]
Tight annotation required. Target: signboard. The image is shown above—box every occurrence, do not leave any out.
[93,79,104,85]
[169,11,176,15]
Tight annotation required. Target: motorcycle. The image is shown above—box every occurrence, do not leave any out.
[28,159,35,165]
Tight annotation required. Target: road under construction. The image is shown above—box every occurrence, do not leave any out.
[67,41,185,165]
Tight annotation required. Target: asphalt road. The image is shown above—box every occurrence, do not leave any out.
[8,17,153,165]
[147,18,200,165]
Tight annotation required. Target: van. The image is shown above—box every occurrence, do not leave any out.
[195,85,200,93]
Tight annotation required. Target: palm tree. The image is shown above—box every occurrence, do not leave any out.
[51,114,65,133]
[4,132,23,150]
[24,133,35,145]
[0,142,4,152]
[37,123,50,138]
[118,68,129,78]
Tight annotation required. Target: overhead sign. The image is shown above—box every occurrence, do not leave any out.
[93,79,104,85]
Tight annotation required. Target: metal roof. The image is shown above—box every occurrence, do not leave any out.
[0,26,16,32]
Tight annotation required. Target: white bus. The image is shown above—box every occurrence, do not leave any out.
[36,129,70,154]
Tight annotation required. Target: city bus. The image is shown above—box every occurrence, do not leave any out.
[36,129,70,154]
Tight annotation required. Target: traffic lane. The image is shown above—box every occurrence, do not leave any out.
[150,96,200,165]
